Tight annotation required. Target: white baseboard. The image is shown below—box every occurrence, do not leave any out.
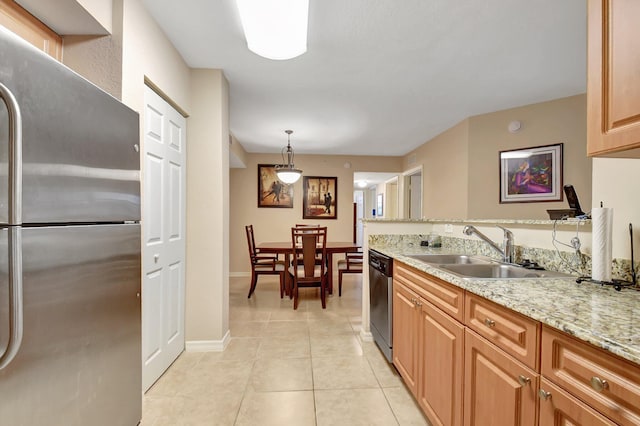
[185,330,231,352]
[230,272,250,278]
[359,329,374,342]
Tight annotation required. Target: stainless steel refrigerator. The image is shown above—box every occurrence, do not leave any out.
[0,26,142,425]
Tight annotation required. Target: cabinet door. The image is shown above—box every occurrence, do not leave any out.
[419,300,464,426]
[539,378,616,426]
[464,329,538,426]
[392,280,420,395]
[587,0,640,157]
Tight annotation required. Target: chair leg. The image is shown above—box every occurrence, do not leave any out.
[293,282,299,310]
[279,272,284,298]
[338,271,344,297]
[247,271,258,298]
[320,280,326,309]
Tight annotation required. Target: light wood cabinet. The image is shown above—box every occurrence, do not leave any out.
[464,329,538,426]
[587,0,640,157]
[393,262,464,426]
[541,325,640,426]
[0,0,62,61]
[392,279,420,395]
[418,299,464,426]
[465,293,540,371]
[538,378,616,426]
[392,260,640,426]
[393,260,464,321]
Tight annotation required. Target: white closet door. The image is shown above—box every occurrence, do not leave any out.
[142,86,186,391]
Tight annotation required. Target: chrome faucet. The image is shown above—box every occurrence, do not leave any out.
[463,225,515,263]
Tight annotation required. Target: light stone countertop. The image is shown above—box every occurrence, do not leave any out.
[370,242,640,366]
[363,217,591,226]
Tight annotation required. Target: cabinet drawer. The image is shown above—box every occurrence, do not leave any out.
[465,294,540,371]
[394,261,464,322]
[539,378,616,426]
[542,325,640,426]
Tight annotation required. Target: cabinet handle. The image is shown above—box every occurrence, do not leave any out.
[415,300,422,307]
[538,389,552,400]
[518,375,531,386]
[590,377,609,392]
[484,318,496,327]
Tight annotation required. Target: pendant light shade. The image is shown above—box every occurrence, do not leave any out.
[276,130,303,184]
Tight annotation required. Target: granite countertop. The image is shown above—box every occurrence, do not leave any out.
[370,243,640,366]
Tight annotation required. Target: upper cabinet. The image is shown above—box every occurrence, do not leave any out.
[0,0,62,61]
[587,0,640,157]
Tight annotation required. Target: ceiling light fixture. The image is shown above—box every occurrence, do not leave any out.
[235,0,309,60]
[276,130,303,184]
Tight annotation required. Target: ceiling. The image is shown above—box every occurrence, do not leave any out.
[142,0,586,157]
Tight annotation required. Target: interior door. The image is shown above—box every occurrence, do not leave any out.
[142,86,186,391]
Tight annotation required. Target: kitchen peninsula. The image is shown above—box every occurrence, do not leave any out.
[362,218,640,425]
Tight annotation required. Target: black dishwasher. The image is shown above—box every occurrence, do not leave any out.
[369,250,393,362]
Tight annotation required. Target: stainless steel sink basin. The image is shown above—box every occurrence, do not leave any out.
[407,254,492,265]
[438,263,573,279]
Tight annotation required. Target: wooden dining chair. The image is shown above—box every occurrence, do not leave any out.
[293,224,323,265]
[289,226,328,309]
[245,225,286,298]
[337,251,363,296]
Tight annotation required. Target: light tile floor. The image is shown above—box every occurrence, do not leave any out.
[142,274,430,425]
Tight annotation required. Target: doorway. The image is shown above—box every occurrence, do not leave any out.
[403,166,423,219]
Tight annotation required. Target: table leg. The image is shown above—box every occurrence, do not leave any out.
[284,252,292,298]
[327,252,334,294]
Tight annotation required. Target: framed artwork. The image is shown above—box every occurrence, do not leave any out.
[257,164,294,208]
[499,143,563,203]
[377,194,384,217]
[303,176,337,219]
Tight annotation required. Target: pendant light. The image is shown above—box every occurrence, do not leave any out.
[276,130,303,184]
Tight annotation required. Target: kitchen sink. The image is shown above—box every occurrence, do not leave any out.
[407,254,493,265]
[438,263,573,279]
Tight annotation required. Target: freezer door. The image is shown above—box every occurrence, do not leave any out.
[0,224,141,426]
[0,27,140,225]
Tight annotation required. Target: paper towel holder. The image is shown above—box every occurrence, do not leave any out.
[576,223,637,291]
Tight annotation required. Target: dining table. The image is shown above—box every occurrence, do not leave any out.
[256,241,360,296]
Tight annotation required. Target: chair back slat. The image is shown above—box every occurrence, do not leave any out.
[291,226,327,279]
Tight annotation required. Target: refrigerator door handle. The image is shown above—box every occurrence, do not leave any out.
[0,227,23,369]
[0,82,23,224]
[0,82,24,369]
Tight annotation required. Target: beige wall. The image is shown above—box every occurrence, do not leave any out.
[63,0,123,99]
[468,94,591,219]
[120,0,190,115]
[592,158,640,259]
[403,119,470,218]
[77,0,113,32]
[185,69,230,344]
[229,154,402,274]
[403,95,592,220]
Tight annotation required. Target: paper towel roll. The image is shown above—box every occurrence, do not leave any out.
[591,207,613,281]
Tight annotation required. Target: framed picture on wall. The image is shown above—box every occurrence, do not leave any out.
[257,164,294,208]
[303,176,337,219]
[499,143,563,203]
